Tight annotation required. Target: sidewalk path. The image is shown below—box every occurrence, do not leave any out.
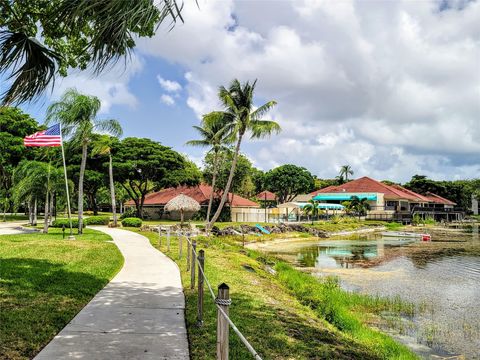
[0,221,38,235]
[35,227,189,360]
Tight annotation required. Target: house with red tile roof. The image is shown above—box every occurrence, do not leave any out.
[308,176,463,222]
[125,183,259,220]
[255,190,277,202]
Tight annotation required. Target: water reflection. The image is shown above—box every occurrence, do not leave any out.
[257,228,480,359]
[297,239,414,269]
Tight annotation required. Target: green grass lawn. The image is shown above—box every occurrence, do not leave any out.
[0,228,123,360]
[1,214,39,222]
[135,229,417,359]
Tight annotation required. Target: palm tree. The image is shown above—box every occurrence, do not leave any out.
[0,1,184,105]
[47,89,122,233]
[207,79,281,229]
[339,165,354,182]
[350,196,371,219]
[303,199,320,224]
[186,112,232,225]
[92,135,122,227]
[13,161,65,233]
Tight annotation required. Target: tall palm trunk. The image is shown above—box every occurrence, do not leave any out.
[28,200,33,225]
[49,193,54,225]
[78,142,88,234]
[109,154,117,226]
[43,191,49,233]
[208,133,244,228]
[33,197,37,226]
[206,151,220,224]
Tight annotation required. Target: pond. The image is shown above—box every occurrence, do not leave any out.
[253,225,480,359]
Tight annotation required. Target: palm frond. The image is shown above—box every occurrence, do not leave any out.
[57,0,184,74]
[249,120,281,139]
[185,139,210,147]
[251,100,277,120]
[0,31,62,105]
[95,118,123,137]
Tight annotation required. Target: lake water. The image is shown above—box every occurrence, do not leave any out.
[254,226,480,359]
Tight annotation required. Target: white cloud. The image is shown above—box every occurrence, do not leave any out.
[51,54,143,113]
[138,0,480,181]
[157,75,182,92]
[160,94,175,106]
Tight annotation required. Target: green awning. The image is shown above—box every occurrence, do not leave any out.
[313,193,377,201]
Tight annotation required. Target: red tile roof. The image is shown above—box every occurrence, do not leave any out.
[256,190,277,201]
[310,185,337,196]
[309,177,410,200]
[309,177,457,205]
[390,184,431,202]
[310,177,432,201]
[125,184,259,207]
[425,192,457,206]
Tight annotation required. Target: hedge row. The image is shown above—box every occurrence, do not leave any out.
[121,217,142,227]
[51,218,84,228]
[84,216,110,225]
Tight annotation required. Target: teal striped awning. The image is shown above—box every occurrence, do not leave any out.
[313,193,377,201]
[296,202,345,210]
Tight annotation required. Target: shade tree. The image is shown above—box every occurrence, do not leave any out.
[263,164,315,204]
[112,137,197,218]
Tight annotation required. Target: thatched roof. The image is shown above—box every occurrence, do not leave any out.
[164,194,201,212]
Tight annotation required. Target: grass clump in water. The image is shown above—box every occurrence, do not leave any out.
[276,262,417,359]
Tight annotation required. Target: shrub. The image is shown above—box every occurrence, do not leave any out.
[84,216,110,225]
[51,218,84,228]
[120,207,136,220]
[121,217,142,227]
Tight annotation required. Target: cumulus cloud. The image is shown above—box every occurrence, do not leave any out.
[50,54,143,113]
[160,94,175,106]
[138,0,480,181]
[157,75,182,92]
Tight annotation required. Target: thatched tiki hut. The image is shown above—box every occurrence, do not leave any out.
[164,194,201,224]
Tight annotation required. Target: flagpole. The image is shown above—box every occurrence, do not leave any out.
[60,125,75,239]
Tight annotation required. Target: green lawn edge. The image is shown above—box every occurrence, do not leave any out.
[134,229,417,360]
[0,228,124,360]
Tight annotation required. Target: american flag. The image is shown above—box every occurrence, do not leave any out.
[24,123,62,147]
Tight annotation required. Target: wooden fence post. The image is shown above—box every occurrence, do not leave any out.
[191,240,196,289]
[186,235,191,271]
[216,283,231,360]
[197,249,205,326]
[167,227,171,252]
[158,225,161,247]
[179,232,183,259]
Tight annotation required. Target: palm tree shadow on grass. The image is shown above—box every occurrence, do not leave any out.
[1,258,112,359]
[1,257,111,298]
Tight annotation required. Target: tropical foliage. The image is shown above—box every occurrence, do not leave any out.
[303,199,321,224]
[207,79,281,228]
[339,165,354,182]
[264,164,315,203]
[47,89,122,233]
[0,0,184,104]
[112,137,200,218]
[187,111,232,223]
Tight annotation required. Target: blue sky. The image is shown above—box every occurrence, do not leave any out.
[17,0,480,182]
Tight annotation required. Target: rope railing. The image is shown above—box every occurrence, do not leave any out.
[173,229,263,360]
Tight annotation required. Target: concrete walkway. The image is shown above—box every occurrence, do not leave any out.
[0,221,38,235]
[35,227,189,360]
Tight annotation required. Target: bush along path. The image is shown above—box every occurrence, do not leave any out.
[34,227,189,360]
